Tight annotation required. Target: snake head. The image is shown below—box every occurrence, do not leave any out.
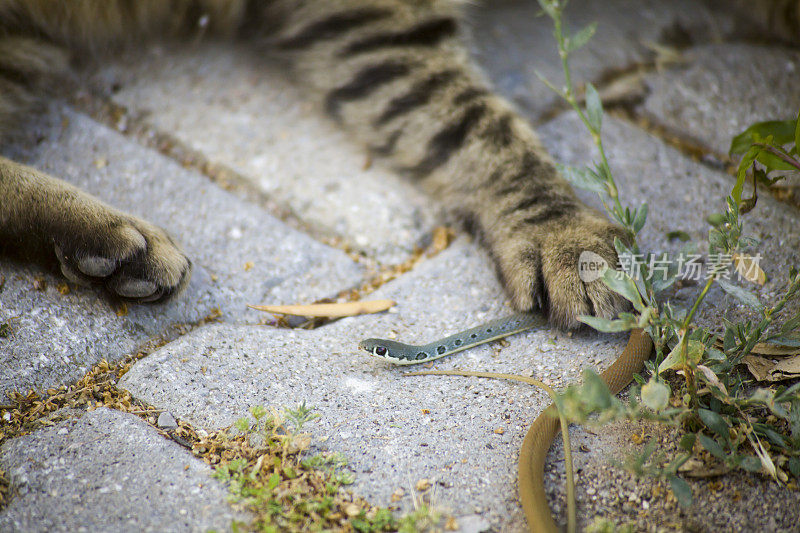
[358,338,391,358]
[358,338,426,363]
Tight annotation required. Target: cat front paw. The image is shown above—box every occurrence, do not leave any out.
[53,216,191,303]
[492,209,629,329]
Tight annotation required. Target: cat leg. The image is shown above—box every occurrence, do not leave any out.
[267,0,628,327]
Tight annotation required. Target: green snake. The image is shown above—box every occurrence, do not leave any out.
[358,313,548,364]
[358,312,653,532]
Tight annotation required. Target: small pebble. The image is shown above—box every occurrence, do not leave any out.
[157,411,178,430]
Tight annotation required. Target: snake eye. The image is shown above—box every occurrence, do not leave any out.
[374,346,388,356]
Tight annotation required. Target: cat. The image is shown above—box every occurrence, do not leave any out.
[0,0,797,328]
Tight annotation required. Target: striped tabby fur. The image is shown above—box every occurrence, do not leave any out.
[0,0,796,327]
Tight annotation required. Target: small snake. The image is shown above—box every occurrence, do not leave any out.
[358,312,547,364]
[359,313,653,532]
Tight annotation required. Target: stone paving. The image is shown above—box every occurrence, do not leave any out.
[2,1,800,531]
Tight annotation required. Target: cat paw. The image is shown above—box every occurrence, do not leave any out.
[53,216,191,303]
[492,209,629,329]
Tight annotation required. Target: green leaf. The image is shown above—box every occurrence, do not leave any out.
[234,418,251,433]
[729,119,797,155]
[250,405,267,421]
[789,457,800,478]
[557,163,608,194]
[641,379,670,411]
[578,315,634,333]
[755,148,798,172]
[679,433,696,451]
[698,434,726,460]
[716,279,763,310]
[733,146,760,204]
[535,0,557,18]
[668,476,693,508]
[600,268,645,312]
[704,347,726,361]
[582,369,614,410]
[777,381,800,401]
[585,83,603,132]
[738,455,763,472]
[723,327,736,352]
[567,22,597,53]
[795,108,800,152]
[267,473,281,490]
[753,167,785,186]
[666,230,691,242]
[764,335,800,347]
[698,408,729,440]
[632,203,648,234]
[779,312,800,334]
[658,339,704,374]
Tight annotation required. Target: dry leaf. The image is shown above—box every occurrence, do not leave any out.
[431,226,454,254]
[743,354,800,382]
[678,457,728,478]
[415,478,431,491]
[750,342,800,357]
[733,253,766,285]
[696,365,727,395]
[714,339,800,357]
[248,299,395,318]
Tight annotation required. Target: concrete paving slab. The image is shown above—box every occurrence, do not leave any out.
[0,407,245,533]
[121,239,627,530]
[467,0,734,121]
[98,45,442,265]
[0,107,364,397]
[640,43,800,155]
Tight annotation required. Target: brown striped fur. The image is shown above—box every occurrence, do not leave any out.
[0,0,797,326]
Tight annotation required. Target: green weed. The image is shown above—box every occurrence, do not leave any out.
[538,0,800,508]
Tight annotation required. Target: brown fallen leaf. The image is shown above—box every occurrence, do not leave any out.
[713,338,800,357]
[678,457,729,478]
[248,299,395,318]
[733,253,767,285]
[743,353,800,382]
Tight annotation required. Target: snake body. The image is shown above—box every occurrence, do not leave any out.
[358,312,547,364]
[359,313,653,532]
[518,328,653,532]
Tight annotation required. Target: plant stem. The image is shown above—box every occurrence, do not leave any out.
[678,276,714,408]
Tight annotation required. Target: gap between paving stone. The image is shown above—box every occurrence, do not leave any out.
[0,105,364,397]
[120,238,628,530]
[465,0,736,124]
[639,43,800,158]
[0,407,247,533]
